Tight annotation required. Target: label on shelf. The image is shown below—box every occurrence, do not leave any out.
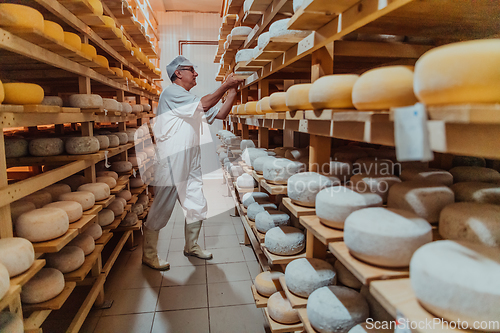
[394,103,433,162]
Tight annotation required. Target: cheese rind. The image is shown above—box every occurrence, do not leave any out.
[121,212,138,226]
[21,268,65,304]
[231,26,253,36]
[242,192,269,208]
[310,74,359,109]
[449,166,500,183]
[335,260,362,289]
[77,183,110,201]
[29,138,64,156]
[349,174,401,203]
[98,209,115,226]
[0,312,23,333]
[83,223,103,240]
[286,84,314,110]
[45,246,85,273]
[69,94,103,108]
[0,237,35,277]
[64,32,82,51]
[288,172,340,207]
[255,210,290,233]
[263,159,305,185]
[268,291,300,324]
[16,208,69,242]
[43,20,64,42]
[59,191,95,210]
[69,234,95,255]
[255,271,284,297]
[116,190,132,201]
[269,92,289,112]
[451,182,500,204]
[0,4,44,32]
[0,264,10,303]
[400,168,453,186]
[108,199,124,216]
[264,226,305,255]
[81,43,97,59]
[96,176,116,189]
[3,83,44,105]
[285,258,337,297]
[59,175,86,191]
[23,190,52,208]
[5,138,28,158]
[44,201,83,223]
[10,200,36,223]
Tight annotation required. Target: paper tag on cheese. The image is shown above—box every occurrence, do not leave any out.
[132,168,136,177]
[394,103,433,162]
[395,311,412,333]
[104,151,111,168]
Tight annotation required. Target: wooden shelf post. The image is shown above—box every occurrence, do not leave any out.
[309,135,331,173]
[311,42,334,82]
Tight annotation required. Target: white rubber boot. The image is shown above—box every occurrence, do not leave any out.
[142,226,170,270]
[184,221,212,260]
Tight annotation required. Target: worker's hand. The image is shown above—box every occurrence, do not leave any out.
[224,73,244,89]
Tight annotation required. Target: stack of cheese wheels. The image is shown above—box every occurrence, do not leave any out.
[98,209,115,227]
[307,286,369,333]
[242,192,269,208]
[10,201,36,223]
[66,136,100,155]
[349,174,401,203]
[352,65,418,110]
[334,260,362,289]
[264,226,305,255]
[399,168,453,186]
[69,234,95,255]
[255,209,290,233]
[316,186,383,229]
[59,174,86,191]
[0,4,44,32]
[22,190,52,208]
[410,240,500,327]
[285,258,337,297]
[77,182,110,201]
[267,292,300,324]
[0,237,35,277]
[5,138,29,158]
[44,246,85,273]
[236,173,256,188]
[29,138,64,157]
[263,159,304,185]
[387,181,454,223]
[247,202,277,221]
[286,84,314,110]
[2,82,44,105]
[329,160,353,182]
[414,39,500,105]
[44,20,64,42]
[0,312,23,333]
[16,208,69,242]
[240,139,255,150]
[269,92,290,112]
[21,268,65,304]
[245,101,259,115]
[439,202,500,247]
[83,223,102,240]
[287,172,340,207]
[451,182,500,204]
[44,201,83,223]
[449,166,500,183]
[309,74,359,109]
[59,191,95,211]
[254,271,283,296]
[69,94,103,108]
[344,207,432,267]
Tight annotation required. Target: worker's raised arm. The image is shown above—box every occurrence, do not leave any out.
[200,74,242,111]
[215,88,238,119]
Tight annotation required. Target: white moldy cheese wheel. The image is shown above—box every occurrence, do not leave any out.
[23,190,52,208]
[21,268,65,304]
[66,136,100,155]
[242,148,268,167]
[5,138,28,158]
[108,199,124,216]
[0,237,35,277]
[307,286,369,333]
[269,18,310,39]
[286,84,314,110]
[334,260,362,289]
[115,132,129,145]
[316,186,383,229]
[230,26,252,36]
[69,234,95,255]
[236,173,256,188]
[287,172,340,207]
[247,202,276,221]
[410,240,500,328]
[309,74,359,109]
[29,138,64,156]
[439,202,500,247]
[400,168,453,186]
[269,92,290,112]
[10,200,36,223]
[59,191,95,210]
[112,161,133,173]
[263,159,305,185]
[0,263,10,303]
[83,223,102,240]
[257,31,271,49]
[344,207,432,267]
[268,292,300,324]
[0,312,23,333]
[94,135,109,150]
[285,258,336,298]
[16,208,69,242]
[242,192,270,208]
[60,174,86,191]
[44,184,71,201]
[44,201,83,223]
[96,176,116,189]
[98,209,115,227]
[102,98,120,111]
[449,166,500,183]
[413,39,500,105]
[230,165,244,177]
[451,182,500,204]
[77,183,110,201]
[116,190,132,201]
[69,94,103,108]
[265,226,305,255]
[45,246,85,273]
[130,177,144,188]
[255,209,290,233]
[349,174,401,203]
[352,66,418,110]
[255,271,284,297]
[240,139,255,150]
[387,181,454,223]
[107,134,120,147]
[97,171,118,181]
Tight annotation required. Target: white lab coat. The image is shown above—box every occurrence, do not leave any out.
[145,83,219,229]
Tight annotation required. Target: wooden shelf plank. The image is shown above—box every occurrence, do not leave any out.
[103,210,127,231]
[427,103,500,124]
[32,229,79,253]
[95,194,115,208]
[64,244,104,282]
[278,276,307,309]
[95,231,113,245]
[234,182,259,195]
[297,308,315,333]
[83,205,103,216]
[130,184,147,195]
[113,219,142,233]
[262,245,306,265]
[110,183,126,194]
[328,242,409,286]
[69,214,97,234]
[10,260,45,287]
[22,281,76,312]
[0,284,21,312]
[251,170,265,184]
[300,215,344,245]
[260,180,287,195]
[251,284,268,308]
[264,308,304,333]
[282,198,315,218]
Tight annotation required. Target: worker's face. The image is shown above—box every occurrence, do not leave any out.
[176,66,198,90]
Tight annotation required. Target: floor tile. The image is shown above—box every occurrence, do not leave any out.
[151,308,209,333]
[209,304,268,333]
[94,312,154,333]
[166,250,207,267]
[106,266,163,292]
[204,224,237,237]
[156,284,208,311]
[169,237,186,250]
[102,288,159,316]
[157,238,170,253]
[208,280,254,307]
[206,262,252,284]
[246,261,262,281]
[161,265,206,287]
[171,226,185,239]
[205,234,240,249]
[207,246,245,264]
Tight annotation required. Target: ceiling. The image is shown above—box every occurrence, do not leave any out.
[150,0,223,13]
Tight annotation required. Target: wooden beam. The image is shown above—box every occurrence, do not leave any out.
[0,132,12,238]
[309,134,331,173]
[311,42,334,82]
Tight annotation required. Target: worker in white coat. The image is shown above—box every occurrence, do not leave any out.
[142,55,242,270]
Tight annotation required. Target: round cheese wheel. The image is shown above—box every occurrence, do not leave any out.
[110,67,123,77]
[128,156,142,167]
[410,241,500,327]
[114,132,129,145]
[245,101,259,115]
[45,246,85,273]
[131,203,144,215]
[23,190,52,208]
[255,271,284,297]
[121,212,138,227]
[285,258,336,297]
[16,208,69,242]
[59,191,95,210]
[59,174,86,191]
[307,286,369,333]
[83,223,102,240]
[137,194,149,207]
[349,174,401,203]
[69,234,95,255]
[4,82,44,105]
[81,43,97,59]
[268,292,300,324]
[102,98,119,111]
[315,186,383,229]
[230,165,244,177]
[44,201,83,223]
[255,209,290,233]
[0,312,23,333]
[142,104,152,112]
[257,32,270,49]
[116,190,132,201]
[247,202,276,221]
[88,0,103,15]
[0,237,34,277]
[97,171,118,181]
[284,148,308,161]
[242,192,269,208]
[451,182,500,204]
[235,49,254,63]
[120,103,132,113]
[94,135,109,150]
[130,177,144,188]
[263,159,305,184]
[43,20,64,42]
[309,74,359,109]
[96,176,116,189]
[335,260,362,289]
[0,4,44,31]
[236,173,256,188]
[95,55,109,68]
[240,140,255,150]
[44,184,71,201]
[345,207,432,267]
[29,138,64,156]
[115,197,127,207]
[68,94,103,108]
[387,181,455,223]
[352,66,418,110]
[98,209,115,227]
[414,39,500,105]
[400,168,453,186]
[231,26,252,36]
[10,200,36,223]
[21,268,65,304]
[5,138,28,158]
[63,31,81,50]
[106,134,120,147]
[265,226,305,256]
[449,166,500,183]
[452,155,486,168]
[131,105,143,113]
[237,104,246,114]
[144,147,155,157]
[269,92,290,112]
[286,84,314,110]
[65,136,100,155]
[108,199,124,216]
[259,96,272,113]
[288,172,340,207]
[77,183,110,201]
[269,18,310,39]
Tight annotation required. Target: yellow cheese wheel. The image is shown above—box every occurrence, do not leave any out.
[0,4,44,32]
[95,55,109,68]
[64,31,82,51]
[259,96,272,113]
[124,39,132,51]
[245,101,259,115]
[269,92,289,112]
[122,70,133,80]
[3,83,44,105]
[101,15,115,29]
[309,74,359,109]
[286,84,314,110]
[414,39,500,105]
[110,67,123,77]
[237,104,245,115]
[81,43,97,59]
[43,21,64,43]
[112,26,122,39]
[230,105,237,114]
[352,66,418,110]
[0,79,5,104]
[88,0,103,16]
[154,68,161,75]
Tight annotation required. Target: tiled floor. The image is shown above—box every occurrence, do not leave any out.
[81,178,270,333]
